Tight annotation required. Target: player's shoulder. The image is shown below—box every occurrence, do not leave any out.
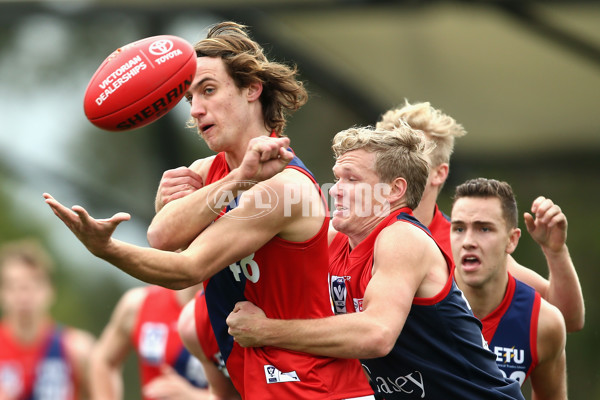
[539,298,566,329]
[190,155,217,176]
[380,218,430,245]
[121,285,152,306]
[111,286,152,327]
[63,325,96,356]
[537,298,567,356]
[378,220,444,266]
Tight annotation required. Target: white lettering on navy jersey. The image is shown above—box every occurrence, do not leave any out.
[228,253,260,283]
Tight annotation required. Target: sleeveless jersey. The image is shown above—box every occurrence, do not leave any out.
[481,274,541,386]
[203,151,373,400]
[193,289,227,375]
[330,208,524,399]
[0,322,77,400]
[132,286,208,395]
[426,203,452,257]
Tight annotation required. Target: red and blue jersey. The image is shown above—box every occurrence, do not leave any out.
[202,151,373,400]
[0,322,77,400]
[427,203,452,257]
[193,289,226,374]
[330,208,524,399]
[132,286,207,396]
[481,274,540,386]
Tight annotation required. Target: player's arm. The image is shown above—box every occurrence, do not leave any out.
[528,299,567,400]
[148,137,292,252]
[142,365,213,400]
[227,223,427,359]
[508,196,584,332]
[44,170,306,289]
[178,300,241,400]
[154,158,212,213]
[89,287,147,400]
[64,328,96,400]
[43,138,296,289]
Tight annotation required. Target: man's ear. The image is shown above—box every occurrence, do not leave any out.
[388,177,408,204]
[247,81,263,102]
[430,163,449,187]
[506,228,521,255]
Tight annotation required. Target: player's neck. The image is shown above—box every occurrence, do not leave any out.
[224,124,272,169]
[347,203,405,249]
[4,314,50,344]
[458,271,510,320]
[413,190,438,227]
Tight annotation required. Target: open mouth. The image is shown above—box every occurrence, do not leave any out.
[200,123,214,134]
[332,204,349,218]
[460,255,481,271]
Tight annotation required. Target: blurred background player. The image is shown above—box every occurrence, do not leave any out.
[89,283,237,400]
[0,238,95,400]
[375,100,584,332]
[451,178,567,399]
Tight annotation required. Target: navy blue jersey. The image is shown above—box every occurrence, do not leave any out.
[362,278,524,399]
[482,275,541,385]
[338,210,524,399]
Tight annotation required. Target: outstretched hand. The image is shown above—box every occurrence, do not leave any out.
[523,196,568,254]
[236,136,293,183]
[43,193,130,257]
[226,301,268,348]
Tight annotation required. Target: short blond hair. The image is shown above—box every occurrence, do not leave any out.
[376,100,466,168]
[332,124,433,210]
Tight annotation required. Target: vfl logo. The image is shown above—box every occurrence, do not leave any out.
[263,364,300,384]
[149,39,174,56]
[331,276,348,314]
[0,363,22,398]
[139,322,168,364]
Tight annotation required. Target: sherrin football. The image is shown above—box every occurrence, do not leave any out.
[83,35,196,131]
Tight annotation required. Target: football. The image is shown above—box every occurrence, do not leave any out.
[83,35,196,131]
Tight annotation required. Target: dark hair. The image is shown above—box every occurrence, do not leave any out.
[453,178,518,228]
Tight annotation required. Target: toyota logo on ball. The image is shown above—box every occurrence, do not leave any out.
[149,39,174,56]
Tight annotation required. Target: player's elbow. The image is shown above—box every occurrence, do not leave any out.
[359,325,397,358]
[566,311,585,332]
[162,281,192,290]
[147,224,175,251]
[162,272,202,291]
